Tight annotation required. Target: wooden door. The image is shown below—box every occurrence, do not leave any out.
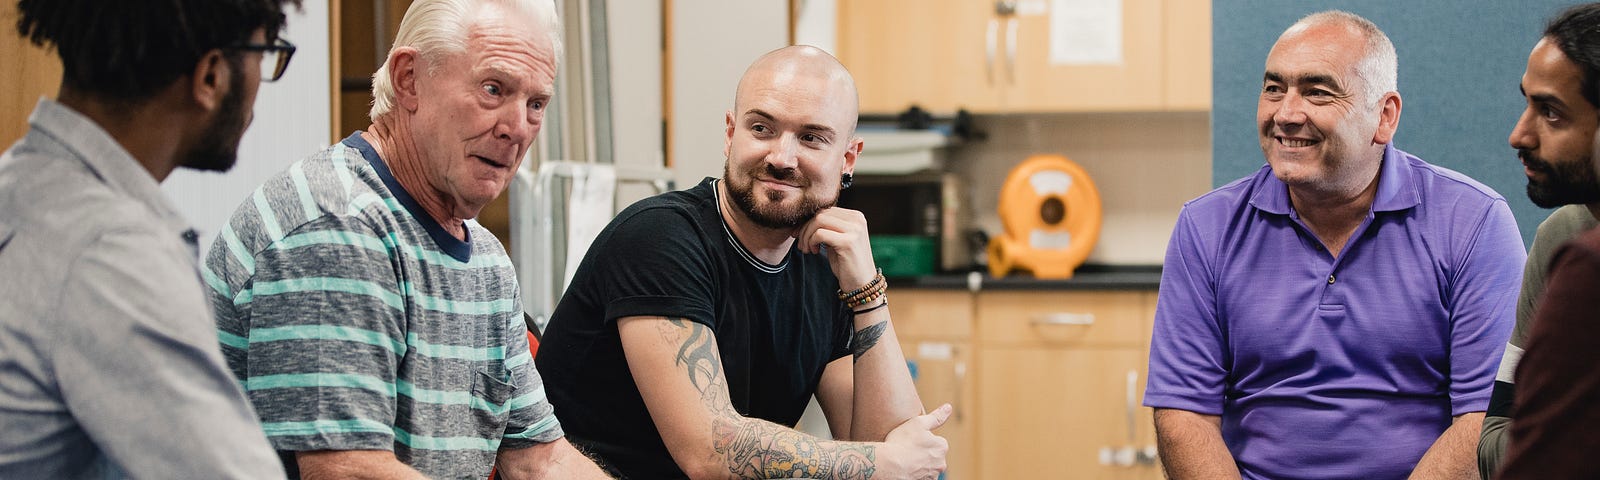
[836,0,1001,115]
[1005,0,1164,112]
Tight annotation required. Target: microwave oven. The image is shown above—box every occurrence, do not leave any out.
[837,172,971,276]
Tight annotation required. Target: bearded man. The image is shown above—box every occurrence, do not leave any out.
[536,45,951,480]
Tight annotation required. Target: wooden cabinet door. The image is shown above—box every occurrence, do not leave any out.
[1006,0,1164,112]
[889,289,974,478]
[836,0,1001,114]
[977,346,1160,479]
[1162,0,1211,110]
[901,336,975,480]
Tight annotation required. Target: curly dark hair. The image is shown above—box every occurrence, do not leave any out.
[1546,3,1600,109]
[16,0,302,102]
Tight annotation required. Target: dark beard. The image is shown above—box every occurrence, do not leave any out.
[724,162,836,229]
[179,59,249,173]
[1522,149,1600,208]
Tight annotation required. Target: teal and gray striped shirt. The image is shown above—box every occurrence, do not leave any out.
[204,133,560,479]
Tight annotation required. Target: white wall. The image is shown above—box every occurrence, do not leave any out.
[793,0,836,53]
[667,1,789,187]
[161,4,332,253]
[606,0,665,202]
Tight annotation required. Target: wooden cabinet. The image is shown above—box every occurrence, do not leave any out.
[892,288,1161,479]
[835,0,1211,114]
[1006,0,1164,112]
[975,290,1160,479]
[836,0,999,114]
[890,289,976,480]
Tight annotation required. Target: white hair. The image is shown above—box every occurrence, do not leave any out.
[369,0,563,121]
[1288,10,1397,105]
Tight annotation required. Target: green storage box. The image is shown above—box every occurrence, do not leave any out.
[870,235,936,277]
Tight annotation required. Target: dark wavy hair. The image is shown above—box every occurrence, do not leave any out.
[16,0,302,102]
[1546,3,1600,108]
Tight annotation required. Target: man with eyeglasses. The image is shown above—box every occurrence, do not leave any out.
[203,0,608,478]
[0,0,299,478]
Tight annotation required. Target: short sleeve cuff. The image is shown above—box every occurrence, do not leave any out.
[1451,391,1492,416]
[605,295,714,327]
[500,415,565,449]
[1142,391,1224,416]
[262,419,396,452]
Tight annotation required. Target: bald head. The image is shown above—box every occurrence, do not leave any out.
[733,45,860,136]
[1275,10,1397,104]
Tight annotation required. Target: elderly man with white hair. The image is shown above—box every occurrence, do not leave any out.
[203,0,607,478]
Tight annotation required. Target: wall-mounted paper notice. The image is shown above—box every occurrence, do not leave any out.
[1049,0,1122,65]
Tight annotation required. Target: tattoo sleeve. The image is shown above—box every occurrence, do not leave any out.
[849,321,888,360]
[665,317,721,391]
[660,318,879,479]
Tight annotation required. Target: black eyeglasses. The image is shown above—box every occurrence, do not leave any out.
[231,38,296,82]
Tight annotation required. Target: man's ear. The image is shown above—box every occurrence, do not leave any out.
[842,136,863,173]
[1372,91,1403,145]
[190,50,230,112]
[390,47,424,112]
[723,109,736,159]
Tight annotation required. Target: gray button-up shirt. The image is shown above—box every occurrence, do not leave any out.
[0,99,284,479]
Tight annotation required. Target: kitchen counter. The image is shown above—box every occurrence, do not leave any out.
[891,265,1161,291]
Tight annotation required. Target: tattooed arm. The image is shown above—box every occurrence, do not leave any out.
[798,207,929,442]
[617,316,950,480]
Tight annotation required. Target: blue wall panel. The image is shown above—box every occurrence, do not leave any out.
[1212,1,1577,245]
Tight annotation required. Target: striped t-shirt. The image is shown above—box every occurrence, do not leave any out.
[203,133,561,479]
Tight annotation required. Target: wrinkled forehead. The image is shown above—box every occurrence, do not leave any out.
[459,7,556,78]
[1264,23,1367,84]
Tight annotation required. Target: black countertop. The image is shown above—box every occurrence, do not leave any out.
[890,264,1162,291]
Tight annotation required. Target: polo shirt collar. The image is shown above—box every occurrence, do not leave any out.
[1249,143,1421,216]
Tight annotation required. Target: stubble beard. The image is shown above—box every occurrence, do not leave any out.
[180,60,249,173]
[1523,149,1600,208]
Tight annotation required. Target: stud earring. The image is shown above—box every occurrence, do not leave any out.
[841,172,853,189]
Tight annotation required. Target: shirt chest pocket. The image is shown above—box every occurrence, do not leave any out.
[472,369,518,423]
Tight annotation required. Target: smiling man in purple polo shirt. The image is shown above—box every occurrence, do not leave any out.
[1143,10,1525,480]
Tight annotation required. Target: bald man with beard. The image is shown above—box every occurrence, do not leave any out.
[536,46,951,480]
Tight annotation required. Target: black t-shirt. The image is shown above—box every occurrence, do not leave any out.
[535,177,852,479]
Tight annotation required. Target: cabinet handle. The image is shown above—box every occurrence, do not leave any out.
[1125,369,1138,444]
[1029,312,1095,326]
[986,19,998,86]
[1005,17,1018,86]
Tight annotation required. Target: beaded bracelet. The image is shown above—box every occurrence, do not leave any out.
[845,282,887,309]
[837,269,886,301]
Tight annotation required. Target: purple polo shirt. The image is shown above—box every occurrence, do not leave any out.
[1144,144,1524,480]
